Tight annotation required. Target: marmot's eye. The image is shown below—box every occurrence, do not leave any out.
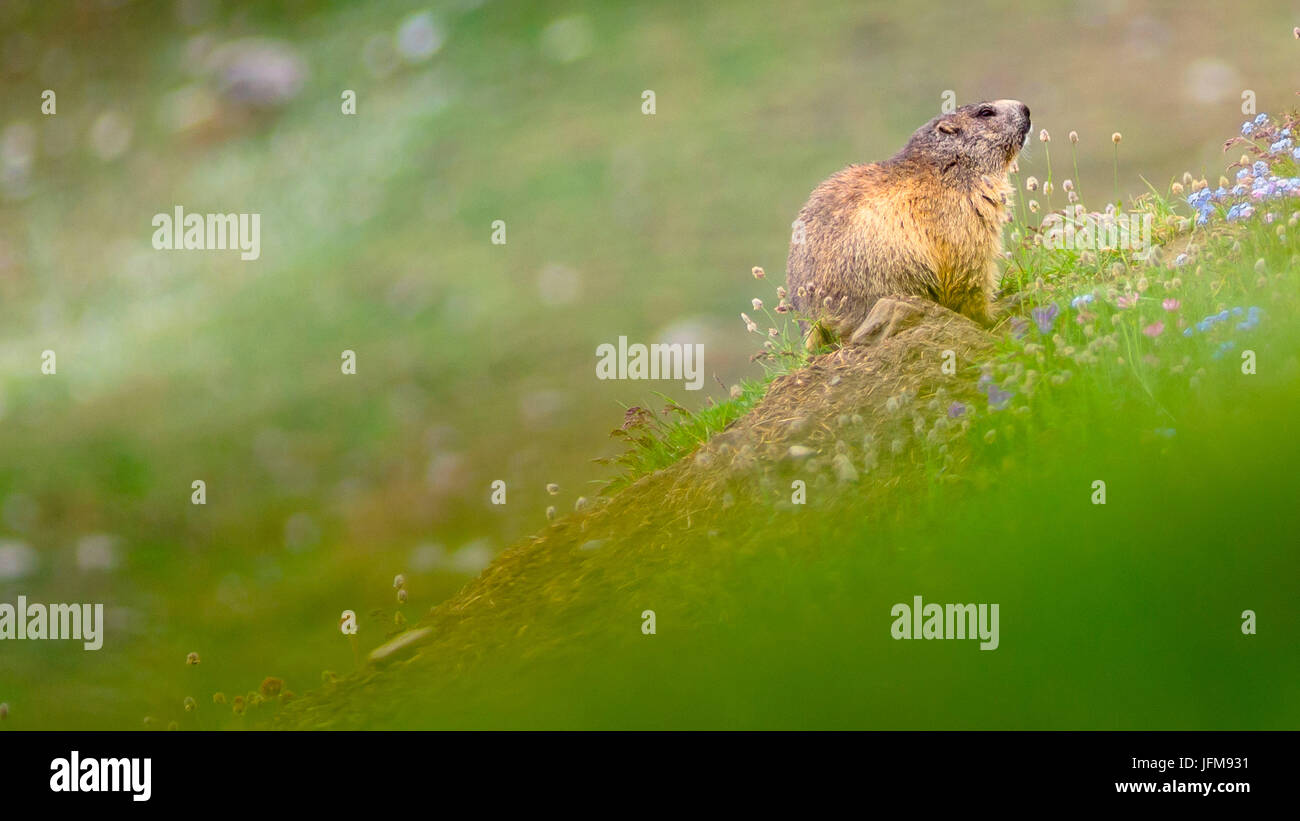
[976,106,996,118]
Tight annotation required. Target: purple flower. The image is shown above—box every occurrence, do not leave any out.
[1030,302,1060,334]
[987,386,1013,411]
[1009,316,1030,340]
[948,402,968,419]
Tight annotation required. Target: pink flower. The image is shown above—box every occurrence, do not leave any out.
[1117,294,1138,309]
[1143,321,1165,338]
[1162,298,1180,311]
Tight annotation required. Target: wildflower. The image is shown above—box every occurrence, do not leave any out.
[1069,130,1079,144]
[741,312,758,333]
[1142,321,1164,338]
[232,697,245,716]
[1171,181,1184,196]
[1009,316,1030,339]
[186,652,200,666]
[1116,294,1137,309]
[1039,129,1050,142]
[1030,302,1060,334]
[1162,298,1180,311]
[947,402,967,419]
[1062,179,1074,192]
[1028,199,1039,213]
[393,573,406,589]
[1043,181,1054,195]
[397,588,408,604]
[751,266,765,279]
[545,505,556,521]
[1069,293,1095,309]
[213,693,227,704]
[1211,340,1236,360]
[776,286,787,299]
[987,386,1013,411]
[260,677,284,699]
[545,483,559,495]
[1111,132,1122,144]
[768,327,778,337]
[752,298,763,310]
[184,697,197,713]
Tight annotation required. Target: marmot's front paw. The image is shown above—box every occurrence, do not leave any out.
[849,296,928,346]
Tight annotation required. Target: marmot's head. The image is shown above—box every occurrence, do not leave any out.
[900,99,1031,178]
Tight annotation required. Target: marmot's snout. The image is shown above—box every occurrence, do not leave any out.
[992,99,1031,145]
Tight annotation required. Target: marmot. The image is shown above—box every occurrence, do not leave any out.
[787,99,1031,347]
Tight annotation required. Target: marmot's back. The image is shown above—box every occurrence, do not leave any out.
[786,99,1031,346]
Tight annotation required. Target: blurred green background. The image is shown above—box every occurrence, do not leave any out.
[1,0,1298,728]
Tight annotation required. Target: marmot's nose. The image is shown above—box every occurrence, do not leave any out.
[994,99,1029,120]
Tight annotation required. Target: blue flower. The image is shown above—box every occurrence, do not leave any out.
[1271,138,1293,153]
[1070,293,1095,309]
[1242,121,1254,136]
[1255,113,1269,125]
[1253,161,1269,176]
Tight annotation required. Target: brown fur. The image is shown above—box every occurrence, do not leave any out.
[787,100,1031,346]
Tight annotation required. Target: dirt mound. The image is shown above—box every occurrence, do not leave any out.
[276,296,996,726]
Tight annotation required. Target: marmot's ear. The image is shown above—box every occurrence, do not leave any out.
[936,121,960,135]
